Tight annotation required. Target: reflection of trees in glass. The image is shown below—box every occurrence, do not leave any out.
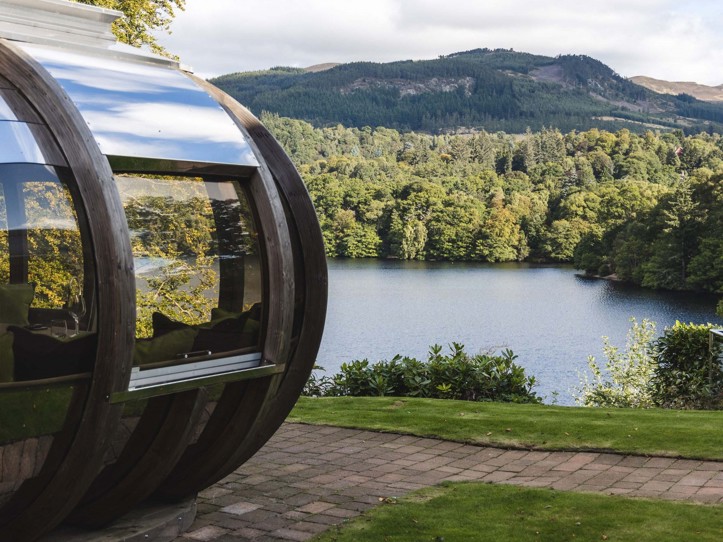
[23,182,83,308]
[0,187,8,284]
[118,176,259,338]
[124,194,217,337]
[209,197,258,257]
[0,180,83,307]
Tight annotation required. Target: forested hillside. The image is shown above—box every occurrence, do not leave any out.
[262,114,722,298]
[212,49,723,134]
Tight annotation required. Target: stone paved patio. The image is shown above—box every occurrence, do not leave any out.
[173,423,723,542]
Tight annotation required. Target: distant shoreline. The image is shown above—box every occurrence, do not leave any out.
[575,272,623,282]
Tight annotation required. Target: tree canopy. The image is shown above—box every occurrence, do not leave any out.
[73,0,185,57]
[263,114,723,301]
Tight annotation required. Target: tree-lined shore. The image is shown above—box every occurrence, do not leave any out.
[264,114,722,302]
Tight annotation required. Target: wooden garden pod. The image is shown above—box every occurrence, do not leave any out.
[0,1,327,539]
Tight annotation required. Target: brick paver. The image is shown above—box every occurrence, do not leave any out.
[173,423,723,542]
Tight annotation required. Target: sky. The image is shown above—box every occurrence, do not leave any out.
[156,0,722,85]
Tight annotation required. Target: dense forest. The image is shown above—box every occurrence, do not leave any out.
[262,114,722,305]
[212,49,723,134]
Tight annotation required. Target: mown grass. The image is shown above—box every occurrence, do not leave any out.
[290,397,723,460]
[314,482,723,542]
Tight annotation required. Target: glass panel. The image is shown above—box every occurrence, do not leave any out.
[115,175,262,367]
[19,43,259,167]
[0,166,94,505]
[24,181,85,309]
[0,184,8,283]
[0,94,17,120]
[0,164,96,382]
[0,122,47,164]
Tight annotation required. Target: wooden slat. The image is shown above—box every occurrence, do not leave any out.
[245,168,295,366]
[67,389,206,527]
[153,378,275,500]
[0,38,135,540]
[0,381,89,523]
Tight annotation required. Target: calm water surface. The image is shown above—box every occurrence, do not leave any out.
[316,259,722,405]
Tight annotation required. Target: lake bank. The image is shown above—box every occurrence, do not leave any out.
[315,259,721,405]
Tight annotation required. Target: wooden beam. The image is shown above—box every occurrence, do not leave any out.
[67,389,207,528]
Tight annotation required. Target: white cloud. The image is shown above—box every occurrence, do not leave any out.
[156,0,722,85]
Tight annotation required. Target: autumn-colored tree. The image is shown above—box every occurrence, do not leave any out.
[73,0,185,57]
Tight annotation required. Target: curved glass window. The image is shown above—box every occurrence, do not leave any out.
[114,174,263,377]
[0,164,95,504]
[0,164,97,383]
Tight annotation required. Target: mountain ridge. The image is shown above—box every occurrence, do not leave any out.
[211,48,723,134]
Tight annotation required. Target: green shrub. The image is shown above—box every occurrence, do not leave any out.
[304,344,539,404]
[577,319,723,410]
[651,322,723,410]
[575,318,657,408]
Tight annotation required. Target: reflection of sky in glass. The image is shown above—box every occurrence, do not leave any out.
[11,217,77,231]
[19,44,259,167]
[0,121,46,164]
[0,95,17,121]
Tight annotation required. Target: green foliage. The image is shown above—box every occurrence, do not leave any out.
[641,181,707,289]
[578,319,723,410]
[73,0,185,57]
[651,322,723,409]
[303,344,539,404]
[263,114,722,297]
[22,182,84,308]
[576,319,657,408]
[123,192,218,337]
[0,179,85,310]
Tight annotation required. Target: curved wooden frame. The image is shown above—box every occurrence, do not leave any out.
[0,39,135,539]
[0,38,327,539]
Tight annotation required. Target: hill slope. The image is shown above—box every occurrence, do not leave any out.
[211,48,723,134]
[631,76,723,103]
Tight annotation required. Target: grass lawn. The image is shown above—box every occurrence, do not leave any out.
[314,482,723,542]
[290,397,723,460]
